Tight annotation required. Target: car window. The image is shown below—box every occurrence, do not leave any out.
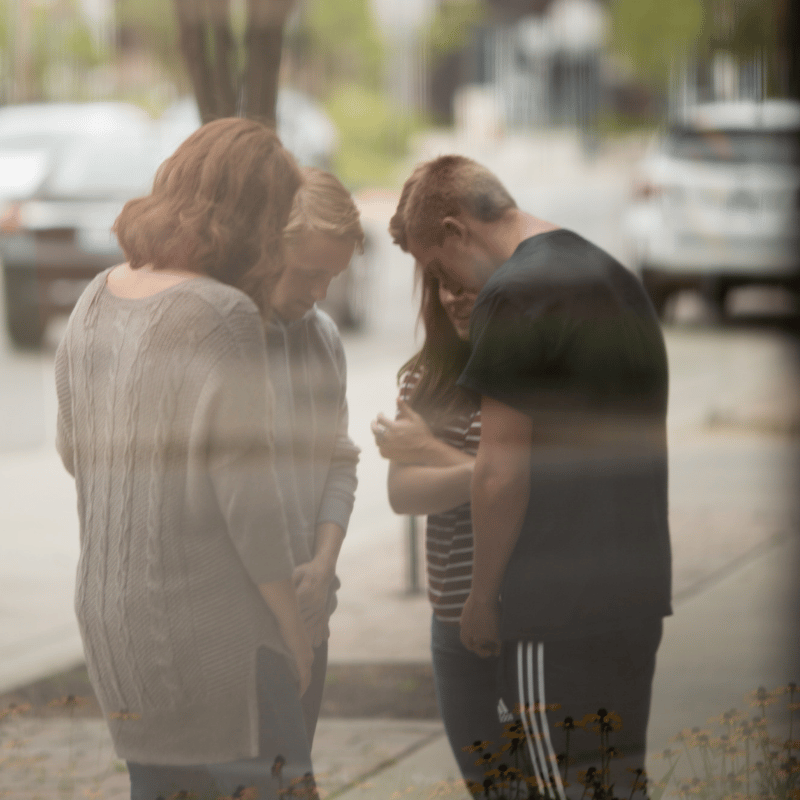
[666,129,800,164]
[44,136,157,198]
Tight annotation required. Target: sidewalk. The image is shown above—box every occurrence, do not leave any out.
[1,529,795,799]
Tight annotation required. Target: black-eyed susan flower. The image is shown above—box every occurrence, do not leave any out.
[485,762,523,780]
[109,709,141,721]
[462,740,491,753]
[465,779,484,796]
[708,708,742,727]
[502,721,524,738]
[500,736,523,756]
[48,694,89,710]
[475,751,498,768]
[0,702,31,720]
[588,709,623,735]
[748,686,778,710]
[555,715,578,731]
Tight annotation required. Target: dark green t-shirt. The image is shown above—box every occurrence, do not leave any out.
[457,229,672,641]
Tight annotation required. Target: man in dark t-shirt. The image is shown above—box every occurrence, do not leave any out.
[389,156,672,798]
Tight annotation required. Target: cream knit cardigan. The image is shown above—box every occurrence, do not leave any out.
[55,270,295,765]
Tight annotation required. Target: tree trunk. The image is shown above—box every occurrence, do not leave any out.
[173,0,295,125]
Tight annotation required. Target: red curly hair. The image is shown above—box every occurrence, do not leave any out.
[114,117,301,312]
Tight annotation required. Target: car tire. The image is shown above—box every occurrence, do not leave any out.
[699,277,729,323]
[639,266,673,321]
[3,267,46,349]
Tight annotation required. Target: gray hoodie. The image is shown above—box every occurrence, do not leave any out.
[265,306,359,613]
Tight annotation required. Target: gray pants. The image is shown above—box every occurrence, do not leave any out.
[128,646,313,800]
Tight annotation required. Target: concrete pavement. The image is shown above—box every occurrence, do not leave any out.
[1,519,795,799]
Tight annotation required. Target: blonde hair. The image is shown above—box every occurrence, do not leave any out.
[283,167,365,253]
[390,155,516,251]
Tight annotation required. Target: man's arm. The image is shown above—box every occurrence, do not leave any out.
[460,395,533,657]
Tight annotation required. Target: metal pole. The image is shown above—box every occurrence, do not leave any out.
[405,515,421,594]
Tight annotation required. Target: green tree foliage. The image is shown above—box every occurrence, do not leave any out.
[4,0,105,101]
[302,0,385,90]
[116,0,185,80]
[610,0,705,87]
[325,83,424,188]
[423,0,486,59]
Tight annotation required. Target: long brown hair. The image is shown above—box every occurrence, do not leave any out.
[114,118,301,312]
[399,263,477,432]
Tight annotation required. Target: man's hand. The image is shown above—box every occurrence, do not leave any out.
[292,560,333,648]
[460,591,501,658]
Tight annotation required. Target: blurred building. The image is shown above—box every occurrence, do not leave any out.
[416,0,606,136]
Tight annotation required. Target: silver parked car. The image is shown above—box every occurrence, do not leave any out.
[0,102,157,347]
[623,99,800,319]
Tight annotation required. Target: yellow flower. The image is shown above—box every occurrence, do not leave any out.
[748,686,778,708]
[475,751,498,767]
[484,763,523,780]
[109,709,141,721]
[502,721,524,738]
[48,694,89,710]
[707,708,742,726]
[500,737,524,755]
[461,740,491,753]
[0,702,31,720]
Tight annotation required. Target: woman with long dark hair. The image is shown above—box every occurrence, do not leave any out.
[372,265,505,787]
[55,118,315,800]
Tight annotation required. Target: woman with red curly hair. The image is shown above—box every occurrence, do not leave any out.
[55,118,315,800]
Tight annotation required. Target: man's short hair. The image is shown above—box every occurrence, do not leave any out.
[389,155,517,251]
[284,167,365,254]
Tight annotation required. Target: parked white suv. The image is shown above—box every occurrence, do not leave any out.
[624,100,800,319]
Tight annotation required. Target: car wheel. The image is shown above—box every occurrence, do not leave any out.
[699,277,729,322]
[639,267,673,321]
[3,267,46,349]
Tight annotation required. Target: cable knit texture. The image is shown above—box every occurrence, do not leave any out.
[55,269,294,766]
